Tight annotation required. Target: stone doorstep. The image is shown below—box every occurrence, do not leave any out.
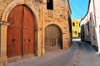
[8,54,35,62]
[0,56,7,66]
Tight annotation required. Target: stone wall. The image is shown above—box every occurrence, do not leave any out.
[0,0,43,66]
[0,0,71,66]
[43,0,71,49]
[0,0,42,21]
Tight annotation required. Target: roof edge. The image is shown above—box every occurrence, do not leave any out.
[81,0,91,21]
[67,0,72,14]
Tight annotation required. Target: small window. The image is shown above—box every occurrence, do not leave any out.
[93,26,95,39]
[87,29,88,37]
[75,31,77,35]
[79,23,80,27]
[47,0,53,10]
[87,22,89,31]
[90,17,91,20]
[73,23,75,26]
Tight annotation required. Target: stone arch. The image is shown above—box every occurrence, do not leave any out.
[44,24,63,51]
[1,0,40,28]
[43,23,66,53]
[1,0,41,57]
[45,23,64,33]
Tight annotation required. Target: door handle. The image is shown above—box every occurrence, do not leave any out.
[24,39,26,41]
[28,39,31,41]
[13,38,16,42]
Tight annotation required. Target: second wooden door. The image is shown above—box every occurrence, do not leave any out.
[45,25,62,49]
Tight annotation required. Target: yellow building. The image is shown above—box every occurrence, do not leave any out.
[72,20,81,37]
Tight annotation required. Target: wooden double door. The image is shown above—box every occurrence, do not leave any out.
[7,5,35,58]
[45,25,62,49]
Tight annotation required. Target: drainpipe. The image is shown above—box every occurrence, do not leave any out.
[93,0,96,27]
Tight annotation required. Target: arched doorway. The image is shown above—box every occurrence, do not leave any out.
[45,24,62,51]
[7,5,35,58]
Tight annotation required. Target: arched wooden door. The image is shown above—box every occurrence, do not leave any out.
[7,5,35,58]
[45,25,62,50]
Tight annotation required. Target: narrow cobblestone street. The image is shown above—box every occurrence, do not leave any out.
[78,42,100,66]
[8,40,100,66]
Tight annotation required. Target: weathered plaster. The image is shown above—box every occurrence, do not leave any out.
[0,0,71,66]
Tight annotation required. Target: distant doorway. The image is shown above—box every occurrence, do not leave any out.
[45,24,62,51]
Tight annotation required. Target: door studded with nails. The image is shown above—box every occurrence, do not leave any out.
[7,5,35,58]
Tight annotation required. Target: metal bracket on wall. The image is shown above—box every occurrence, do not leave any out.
[0,21,10,25]
[62,33,66,34]
[34,27,42,31]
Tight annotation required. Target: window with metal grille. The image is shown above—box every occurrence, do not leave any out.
[47,0,53,10]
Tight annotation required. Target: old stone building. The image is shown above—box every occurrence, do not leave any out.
[0,0,71,66]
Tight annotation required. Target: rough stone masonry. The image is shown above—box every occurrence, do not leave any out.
[0,0,71,66]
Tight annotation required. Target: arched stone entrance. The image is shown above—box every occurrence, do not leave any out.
[7,5,35,58]
[45,24,62,51]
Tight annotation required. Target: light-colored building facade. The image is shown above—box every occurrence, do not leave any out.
[0,0,72,66]
[81,0,100,53]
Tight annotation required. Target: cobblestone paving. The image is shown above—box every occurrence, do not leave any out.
[8,42,79,66]
[78,42,100,66]
[8,41,100,66]
[67,42,83,66]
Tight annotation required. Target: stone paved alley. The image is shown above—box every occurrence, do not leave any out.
[8,40,100,66]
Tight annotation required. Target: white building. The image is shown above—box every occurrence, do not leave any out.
[81,0,100,53]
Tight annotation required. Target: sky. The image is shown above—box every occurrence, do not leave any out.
[69,0,89,20]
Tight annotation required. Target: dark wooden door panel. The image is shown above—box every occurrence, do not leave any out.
[7,5,23,58]
[7,5,23,26]
[23,6,35,55]
[7,27,22,58]
[23,6,35,28]
[23,29,30,55]
[29,29,35,54]
[7,5,35,58]
[23,29,35,55]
